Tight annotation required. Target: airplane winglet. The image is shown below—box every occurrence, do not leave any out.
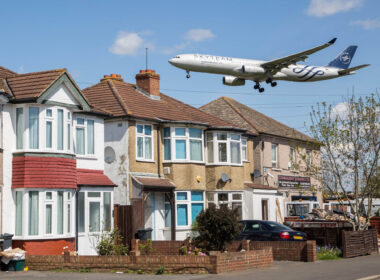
[328,38,337,45]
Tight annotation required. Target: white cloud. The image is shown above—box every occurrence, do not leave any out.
[350,18,380,29]
[184,29,215,42]
[331,102,350,119]
[109,32,149,56]
[307,0,363,17]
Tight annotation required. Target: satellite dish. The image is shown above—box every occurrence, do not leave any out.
[104,146,116,164]
[220,173,230,183]
[253,169,262,178]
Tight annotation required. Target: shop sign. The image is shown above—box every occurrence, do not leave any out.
[278,175,311,188]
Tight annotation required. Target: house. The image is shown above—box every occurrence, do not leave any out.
[0,66,115,255]
[200,97,322,219]
[82,70,278,240]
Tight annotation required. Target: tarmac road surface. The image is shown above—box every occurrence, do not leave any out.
[0,254,379,280]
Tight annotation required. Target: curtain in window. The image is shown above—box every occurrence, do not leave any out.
[191,203,203,223]
[218,143,227,162]
[190,140,202,161]
[16,108,24,149]
[230,142,241,164]
[28,191,39,235]
[46,205,52,234]
[57,192,63,234]
[89,202,100,232]
[175,140,186,159]
[57,109,63,150]
[76,127,85,154]
[87,120,94,154]
[15,192,23,235]
[177,204,188,226]
[144,137,152,159]
[165,203,171,227]
[46,121,52,148]
[29,107,39,149]
[103,193,111,231]
[164,139,171,160]
[78,192,85,233]
[137,137,143,158]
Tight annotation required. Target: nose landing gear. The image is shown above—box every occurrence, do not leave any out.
[186,70,190,79]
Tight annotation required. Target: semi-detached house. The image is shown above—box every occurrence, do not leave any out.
[82,70,285,241]
[0,66,115,255]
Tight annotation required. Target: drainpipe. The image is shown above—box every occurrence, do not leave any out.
[75,187,80,252]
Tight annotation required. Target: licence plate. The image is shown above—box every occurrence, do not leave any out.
[293,236,303,240]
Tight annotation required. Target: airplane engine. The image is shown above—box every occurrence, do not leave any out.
[223,76,245,86]
[242,65,266,74]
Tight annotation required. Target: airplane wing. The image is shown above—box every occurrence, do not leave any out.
[260,38,337,75]
[338,64,370,75]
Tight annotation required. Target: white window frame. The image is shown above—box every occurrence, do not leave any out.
[206,191,243,219]
[242,137,248,162]
[271,143,278,168]
[74,116,96,157]
[175,191,205,228]
[136,123,154,161]
[45,109,54,150]
[206,132,243,165]
[163,127,204,163]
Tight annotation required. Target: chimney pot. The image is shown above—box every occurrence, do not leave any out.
[101,74,124,82]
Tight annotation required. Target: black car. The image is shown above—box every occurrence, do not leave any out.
[238,220,307,241]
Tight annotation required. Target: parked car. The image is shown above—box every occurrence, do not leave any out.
[237,220,307,241]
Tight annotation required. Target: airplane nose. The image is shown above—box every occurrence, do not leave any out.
[168,58,174,65]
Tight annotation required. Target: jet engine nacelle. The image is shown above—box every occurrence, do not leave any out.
[223,76,245,86]
[242,65,266,74]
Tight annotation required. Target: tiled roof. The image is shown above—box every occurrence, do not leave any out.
[133,176,175,188]
[6,69,64,101]
[244,182,277,190]
[82,79,240,129]
[77,169,116,187]
[200,97,315,142]
[0,66,17,79]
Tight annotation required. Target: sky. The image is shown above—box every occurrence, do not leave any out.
[1,0,379,135]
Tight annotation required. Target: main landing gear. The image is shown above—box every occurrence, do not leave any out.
[254,82,265,93]
[186,70,191,79]
[265,78,277,87]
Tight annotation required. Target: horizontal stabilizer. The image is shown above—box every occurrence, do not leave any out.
[338,64,370,75]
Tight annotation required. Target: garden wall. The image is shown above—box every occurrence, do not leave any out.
[342,229,378,258]
[25,247,273,274]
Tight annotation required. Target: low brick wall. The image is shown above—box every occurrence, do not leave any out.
[139,240,185,255]
[26,247,273,274]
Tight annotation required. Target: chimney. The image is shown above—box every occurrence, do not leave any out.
[135,69,160,99]
[100,74,123,82]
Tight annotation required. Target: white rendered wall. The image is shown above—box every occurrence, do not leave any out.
[45,84,80,106]
[251,189,284,222]
[104,121,129,205]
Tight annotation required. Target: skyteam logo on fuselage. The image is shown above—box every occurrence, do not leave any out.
[339,52,351,64]
[292,65,325,81]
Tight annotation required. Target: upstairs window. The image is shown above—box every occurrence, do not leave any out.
[29,107,39,149]
[207,132,242,165]
[76,118,85,155]
[16,108,24,149]
[57,109,64,150]
[242,138,248,161]
[75,117,95,156]
[271,144,278,168]
[136,124,153,161]
[163,127,203,162]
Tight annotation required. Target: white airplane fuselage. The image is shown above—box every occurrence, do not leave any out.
[169,54,342,83]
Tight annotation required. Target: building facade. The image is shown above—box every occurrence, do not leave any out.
[0,66,115,255]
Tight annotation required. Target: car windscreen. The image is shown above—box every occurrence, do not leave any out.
[263,221,293,231]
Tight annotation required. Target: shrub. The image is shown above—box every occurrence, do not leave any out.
[155,266,165,275]
[316,246,342,260]
[96,227,129,256]
[194,204,241,251]
[138,238,154,254]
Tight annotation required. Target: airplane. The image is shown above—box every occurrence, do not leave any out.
[168,38,369,92]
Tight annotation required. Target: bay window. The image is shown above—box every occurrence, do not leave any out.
[57,109,64,150]
[29,107,39,149]
[176,191,204,227]
[136,124,153,161]
[163,127,203,162]
[28,191,39,235]
[45,192,53,235]
[45,109,53,149]
[16,108,24,149]
[207,132,243,165]
[207,192,243,219]
[15,191,23,235]
[271,144,278,168]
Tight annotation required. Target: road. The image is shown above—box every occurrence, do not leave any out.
[1,254,380,280]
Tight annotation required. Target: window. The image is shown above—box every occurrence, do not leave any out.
[271,144,278,168]
[207,132,243,165]
[207,192,243,219]
[163,127,203,162]
[45,109,53,149]
[287,203,310,217]
[57,109,64,150]
[45,204,52,234]
[289,147,295,169]
[29,107,39,149]
[136,124,153,160]
[15,192,23,236]
[89,202,100,232]
[16,108,24,149]
[87,120,94,154]
[28,191,39,235]
[103,192,111,231]
[76,118,85,155]
[242,138,248,161]
[57,191,64,234]
[306,150,311,171]
[78,192,85,233]
[67,112,71,150]
[176,191,204,227]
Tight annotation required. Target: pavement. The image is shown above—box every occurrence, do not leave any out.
[1,254,380,280]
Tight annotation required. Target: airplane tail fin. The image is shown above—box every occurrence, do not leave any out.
[327,45,357,69]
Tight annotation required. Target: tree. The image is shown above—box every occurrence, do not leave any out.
[309,94,379,230]
[194,204,241,251]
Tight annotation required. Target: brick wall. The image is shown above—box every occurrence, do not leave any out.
[25,247,273,274]
[13,238,75,255]
[139,240,185,255]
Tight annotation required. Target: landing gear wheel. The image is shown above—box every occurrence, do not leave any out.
[265,78,272,84]
[259,88,265,93]
[254,84,259,89]
[271,82,277,87]
[186,70,190,79]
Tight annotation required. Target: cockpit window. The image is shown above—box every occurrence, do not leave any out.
[174,56,180,59]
